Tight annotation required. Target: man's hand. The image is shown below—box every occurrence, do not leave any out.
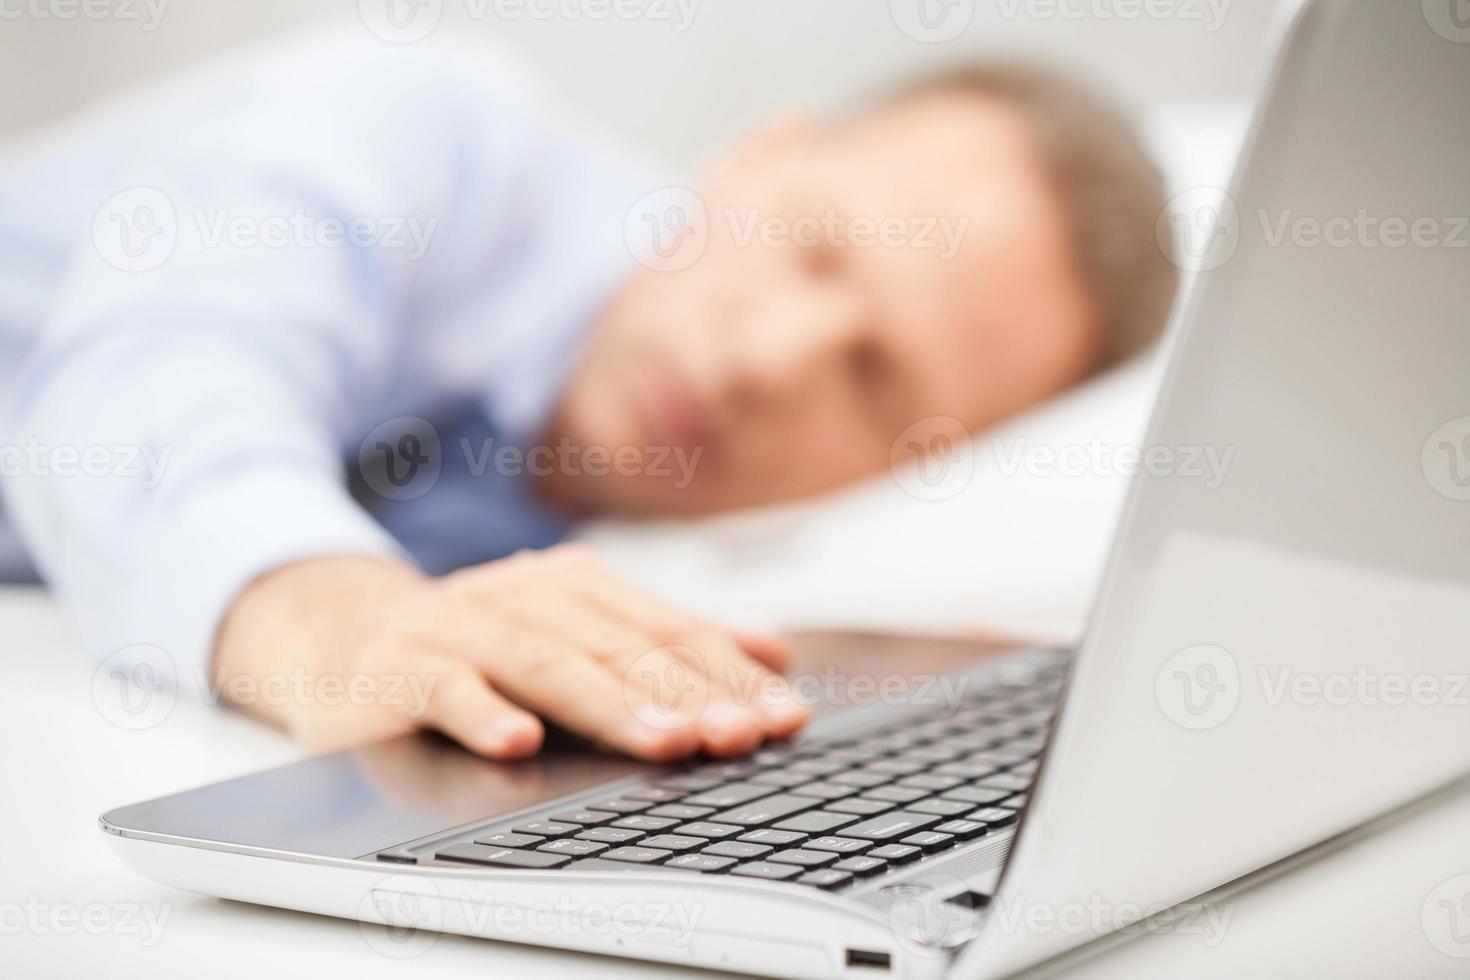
[211,545,808,761]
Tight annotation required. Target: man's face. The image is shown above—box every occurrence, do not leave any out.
[543,89,1100,515]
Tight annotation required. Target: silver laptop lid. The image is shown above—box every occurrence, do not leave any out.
[960,1,1470,974]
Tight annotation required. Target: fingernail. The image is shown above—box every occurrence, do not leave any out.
[758,682,809,727]
[700,701,759,738]
[483,715,537,753]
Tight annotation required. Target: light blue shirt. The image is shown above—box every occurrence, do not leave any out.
[0,29,656,667]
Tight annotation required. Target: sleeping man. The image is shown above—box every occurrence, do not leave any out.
[0,31,1176,761]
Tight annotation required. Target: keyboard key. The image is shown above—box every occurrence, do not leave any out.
[773,811,857,834]
[683,783,776,808]
[831,770,890,788]
[537,838,609,858]
[472,832,543,848]
[967,807,1019,827]
[703,840,773,860]
[789,759,846,776]
[862,786,929,804]
[797,869,854,890]
[646,804,715,820]
[658,775,723,792]
[832,855,887,877]
[750,770,810,788]
[942,786,1013,806]
[695,762,757,780]
[601,846,674,864]
[898,774,964,791]
[512,821,579,837]
[840,811,942,841]
[866,844,922,865]
[638,835,708,852]
[576,827,646,844]
[611,815,681,831]
[731,861,803,881]
[714,794,818,827]
[676,822,742,839]
[767,849,838,868]
[566,858,689,873]
[549,810,617,826]
[804,836,873,854]
[908,798,974,818]
[827,798,895,816]
[591,798,653,813]
[900,831,955,852]
[666,853,737,873]
[437,843,570,869]
[738,829,808,847]
[625,786,685,803]
[975,772,1032,792]
[932,760,1004,779]
[934,819,988,841]
[790,782,857,801]
[863,758,929,776]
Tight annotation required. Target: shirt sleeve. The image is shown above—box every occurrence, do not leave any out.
[1,31,624,668]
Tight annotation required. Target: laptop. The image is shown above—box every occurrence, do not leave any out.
[99,2,1470,976]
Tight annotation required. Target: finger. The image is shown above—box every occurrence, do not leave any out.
[407,652,544,759]
[468,626,702,763]
[557,585,771,754]
[676,628,809,742]
[730,629,796,673]
[497,595,724,749]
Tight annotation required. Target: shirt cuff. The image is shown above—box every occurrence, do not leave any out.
[113,465,405,675]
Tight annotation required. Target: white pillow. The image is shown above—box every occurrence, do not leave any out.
[580,355,1163,645]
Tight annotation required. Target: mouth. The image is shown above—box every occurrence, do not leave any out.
[633,355,717,457]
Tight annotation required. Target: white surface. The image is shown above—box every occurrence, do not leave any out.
[5,586,1469,979]
[0,0,1285,163]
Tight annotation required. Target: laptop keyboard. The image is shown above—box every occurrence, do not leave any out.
[380,653,1065,893]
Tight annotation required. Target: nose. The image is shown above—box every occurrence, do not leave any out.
[720,286,870,411]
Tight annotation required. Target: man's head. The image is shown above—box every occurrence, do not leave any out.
[542,63,1177,515]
